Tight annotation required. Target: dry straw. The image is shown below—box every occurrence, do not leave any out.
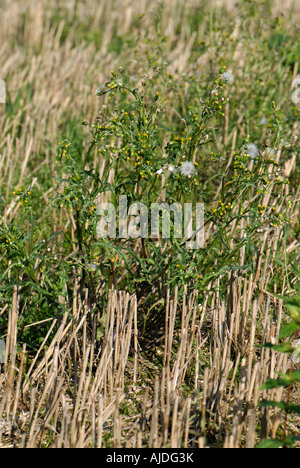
[0,273,294,448]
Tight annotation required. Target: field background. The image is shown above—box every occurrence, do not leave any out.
[0,0,300,448]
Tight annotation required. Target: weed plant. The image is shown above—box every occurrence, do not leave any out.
[0,0,299,448]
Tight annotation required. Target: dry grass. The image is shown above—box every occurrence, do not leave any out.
[0,0,300,448]
[0,274,295,447]
[1,0,300,204]
[0,219,299,448]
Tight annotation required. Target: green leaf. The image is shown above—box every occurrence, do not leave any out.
[262,342,295,354]
[284,435,300,447]
[96,327,104,341]
[260,370,300,390]
[257,435,300,448]
[286,404,300,414]
[259,400,287,410]
[256,438,283,448]
[260,401,300,414]
[286,299,300,323]
[278,322,300,340]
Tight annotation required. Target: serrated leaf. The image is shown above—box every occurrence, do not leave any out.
[278,322,300,340]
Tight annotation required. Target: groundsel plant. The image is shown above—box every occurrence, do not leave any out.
[0,65,295,345]
[52,65,294,305]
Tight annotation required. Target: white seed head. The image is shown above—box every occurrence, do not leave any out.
[246,143,259,159]
[179,161,196,177]
[220,72,234,85]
